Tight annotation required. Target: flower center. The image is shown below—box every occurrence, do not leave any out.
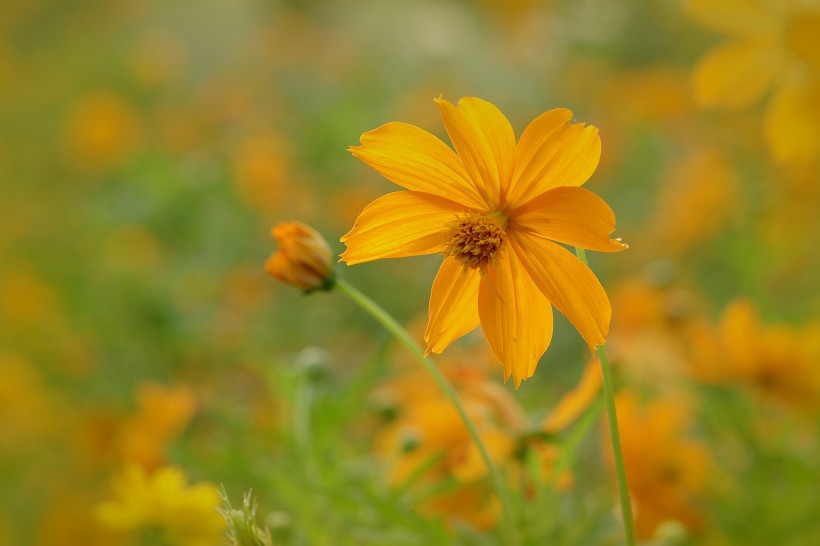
[446,211,508,269]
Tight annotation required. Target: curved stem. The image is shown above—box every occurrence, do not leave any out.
[335,277,518,545]
[575,247,636,546]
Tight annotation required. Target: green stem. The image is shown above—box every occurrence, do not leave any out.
[335,277,518,545]
[575,247,636,546]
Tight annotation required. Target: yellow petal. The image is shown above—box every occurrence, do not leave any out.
[425,256,481,354]
[435,97,516,208]
[477,246,553,387]
[763,76,820,163]
[511,186,627,252]
[349,122,486,210]
[542,361,601,433]
[693,38,782,109]
[509,230,610,349]
[688,0,781,36]
[506,109,601,208]
[340,191,462,265]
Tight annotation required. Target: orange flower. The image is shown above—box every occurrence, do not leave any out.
[265,221,335,293]
[372,352,598,528]
[342,97,626,386]
[689,299,820,410]
[614,393,710,540]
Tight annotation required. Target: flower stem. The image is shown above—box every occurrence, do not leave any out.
[575,247,636,546]
[335,277,518,545]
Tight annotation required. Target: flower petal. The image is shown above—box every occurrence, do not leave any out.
[511,186,628,252]
[542,361,601,433]
[478,246,553,388]
[509,230,610,349]
[693,38,782,109]
[340,191,463,265]
[687,0,781,36]
[435,97,516,208]
[763,75,820,163]
[425,257,481,354]
[349,122,486,210]
[506,109,601,208]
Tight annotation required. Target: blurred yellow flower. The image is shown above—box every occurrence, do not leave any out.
[689,299,820,410]
[342,96,626,386]
[265,221,335,292]
[96,464,226,546]
[690,0,820,162]
[614,393,710,541]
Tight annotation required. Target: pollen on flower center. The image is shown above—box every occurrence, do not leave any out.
[446,212,507,269]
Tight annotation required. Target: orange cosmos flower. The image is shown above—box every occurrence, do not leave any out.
[341,97,626,387]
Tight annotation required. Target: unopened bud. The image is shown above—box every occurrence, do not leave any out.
[265,221,335,293]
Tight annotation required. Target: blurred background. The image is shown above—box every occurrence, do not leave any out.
[1,0,818,545]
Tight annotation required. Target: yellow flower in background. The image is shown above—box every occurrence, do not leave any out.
[96,465,225,546]
[266,221,335,293]
[614,393,710,541]
[689,299,820,410]
[342,97,626,387]
[689,0,820,162]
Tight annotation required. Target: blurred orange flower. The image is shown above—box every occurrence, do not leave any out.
[607,275,702,392]
[650,150,740,255]
[689,299,820,410]
[77,382,197,471]
[116,383,198,471]
[690,0,820,162]
[542,360,601,434]
[342,96,626,386]
[373,353,599,529]
[373,373,518,529]
[614,393,710,540]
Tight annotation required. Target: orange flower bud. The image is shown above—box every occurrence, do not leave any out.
[265,221,335,293]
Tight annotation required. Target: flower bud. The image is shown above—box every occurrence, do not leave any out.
[265,221,335,293]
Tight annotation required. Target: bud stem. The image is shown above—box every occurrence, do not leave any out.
[334,277,518,545]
